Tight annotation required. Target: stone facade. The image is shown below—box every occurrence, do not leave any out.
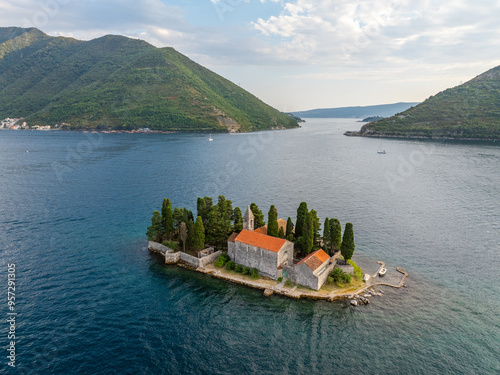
[243,206,254,231]
[228,229,293,279]
[286,249,336,290]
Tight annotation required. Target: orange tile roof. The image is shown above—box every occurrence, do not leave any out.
[297,249,330,271]
[235,230,287,253]
[254,226,267,235]
[227,232,238,243]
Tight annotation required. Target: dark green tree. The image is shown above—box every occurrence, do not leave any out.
[161,198,173,240]
[278,226,285,239]
[193,216,205,250]
[323,217,331,253]
[286,217,294,240]
[250,203,265,229]
[301,212,314,254]
[197,196,213,225]
[295,202,308,239]
[310,209,321,249]
[267,205,279,237]
[205,196,233,250]
[341,222,355,262]
[146,210,162,242]
[330,218,342,252]
[232,207,243,232]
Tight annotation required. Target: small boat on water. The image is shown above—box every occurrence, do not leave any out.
[363,274,371,281]
[378,268,387,276]
[377,149,386,154]
[208,134,213,141]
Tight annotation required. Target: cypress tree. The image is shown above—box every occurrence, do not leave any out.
[295,202,308,239]
[146,210,162,242]
[267,205,279,237]
[233,207,243,232]
[250,203,265,228]
[341,222,355,261]
[310,209,321,248]
[323,217,331,253]
[286,217,294,240]
[193,216,205,250]
[161,199,173,240]
[330,218,341,252]
[302,212,314,254]
[278,226,285,239]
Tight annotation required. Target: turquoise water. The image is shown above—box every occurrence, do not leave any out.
[0,119,499,374]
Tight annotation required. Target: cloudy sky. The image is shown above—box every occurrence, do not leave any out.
[2,0,500,111]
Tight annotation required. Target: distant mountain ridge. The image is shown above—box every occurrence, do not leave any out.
[291,102,419,119]
[0,27,298,132]
[351,66,500,140]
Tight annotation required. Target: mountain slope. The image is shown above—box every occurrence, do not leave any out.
[291,102,419,118]
[353,66,500,140]
[0,27,298,132]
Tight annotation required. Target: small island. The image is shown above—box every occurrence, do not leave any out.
[147,196,408,304]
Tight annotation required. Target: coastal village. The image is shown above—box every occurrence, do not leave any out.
[147,197,408,304]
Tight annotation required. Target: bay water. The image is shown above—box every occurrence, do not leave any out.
[1,119,499,374]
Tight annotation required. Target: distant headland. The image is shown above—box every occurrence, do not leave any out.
[147,196,408,304]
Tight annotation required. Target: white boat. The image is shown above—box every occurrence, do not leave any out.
[208,134,213,141]
[378,268,387,276]
[377,149,386,154]
[363,274,371,281]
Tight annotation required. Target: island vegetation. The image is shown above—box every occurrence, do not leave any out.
[146,195,360,291]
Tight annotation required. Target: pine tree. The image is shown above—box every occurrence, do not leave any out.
[286,217,294,240]
[161,198,173,240]
[302,212,314,254]
[341,222,355,262]
[323,217,331,253]
[197,196,213,225]
[193,216,205,250]
[330,218,341,252]
[267,205,279,237]
[146,211,162,242]
[250,203,265,228]
[295,202,308,239]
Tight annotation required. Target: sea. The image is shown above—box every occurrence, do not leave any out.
[0,118,499,375]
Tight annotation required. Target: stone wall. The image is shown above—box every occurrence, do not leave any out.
[179,250,222,268]
[231,242,279,279]
[288,260,337,291]
[148,241,172,255]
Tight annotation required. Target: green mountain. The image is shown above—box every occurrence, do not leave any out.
[0,27,298,132]
[351,66,500,140]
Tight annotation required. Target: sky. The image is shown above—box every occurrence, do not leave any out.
[1,0,500,111]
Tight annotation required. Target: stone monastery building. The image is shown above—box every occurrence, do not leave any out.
[227,206,337,290]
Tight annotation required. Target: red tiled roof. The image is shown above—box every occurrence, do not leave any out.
[254,226,267,235]
[297,249,330,271]
[227,232,238,243]
[235,230,287,253]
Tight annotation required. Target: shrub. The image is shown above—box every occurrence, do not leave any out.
[242,266,250,275]
[327,276,333,284]
[330,267,344,282]
[348,259,364,280]
[250,267,259,279]
[225,260,235,271]
[277,277,283,282]
[235,264,243,273]
[162,240,178,251]
[285,279,293,287]
[215,254,229,268]
[341,273,352,284]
